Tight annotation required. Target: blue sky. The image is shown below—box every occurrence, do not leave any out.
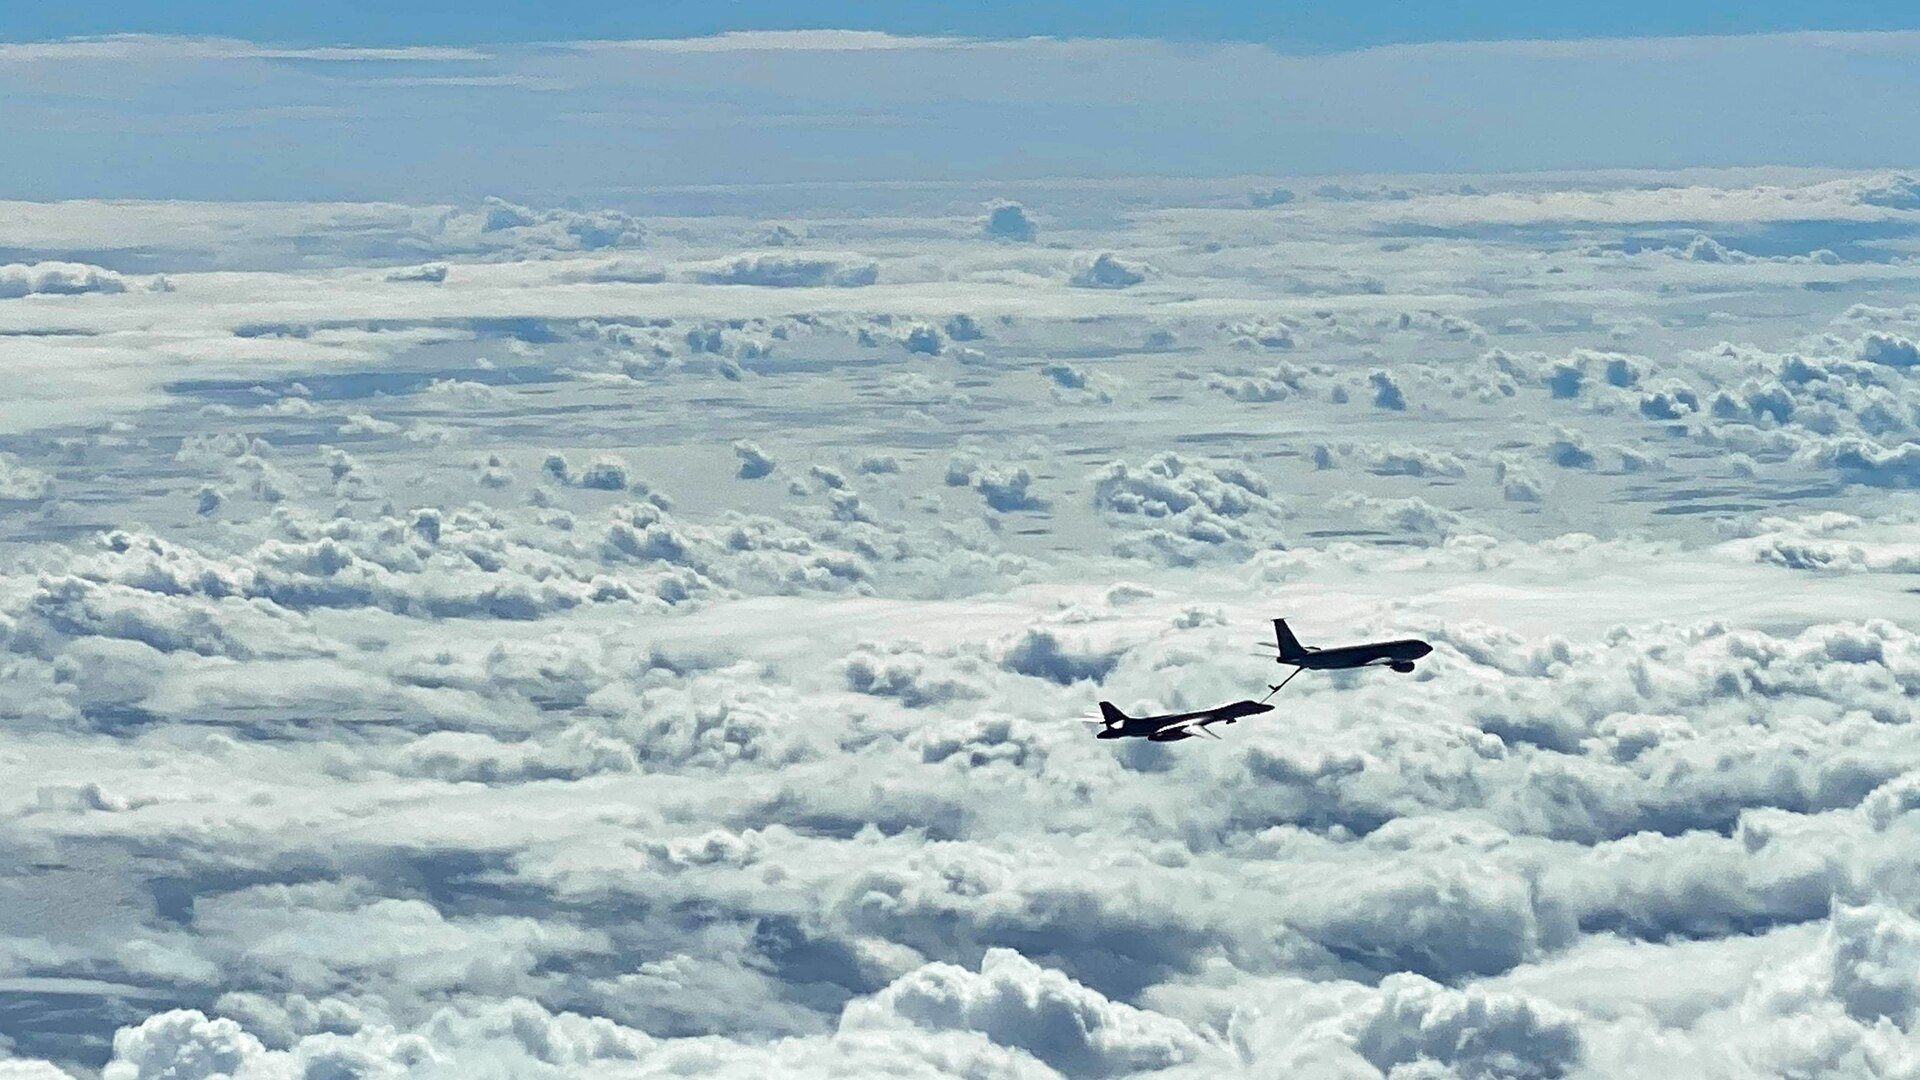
[2,0,1917,49]
[5,30,1920,201]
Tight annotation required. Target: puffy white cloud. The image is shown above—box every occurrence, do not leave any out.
[734,441,777,480]
[101,1011,268,1080]
[1360,443,1469,478]
[1858,332,1920,369]
[384,263,448,284]
[67,996,1069,1080]
[945,313,987,341]
[904,324,945,355]
[1795,436,1920,487]
[844,644,989,707]
[1855,172,1920,211]
[1350,975,1582,1079]
[1326,492,1464,539]
[1070,254,1146,290]
[576,456,631,491]
[1545,428,1597,470]
[1092,453,1282,562]
[0,261,127,298]
[1637,380,1701,420]
[686,254,880,288]
[976,465,1047,512]
[1494,458,1548,503]
[470,197,645,250]
[1677,234,1747,263]
[983,201,1038,243]
[844,949,1212,1077]
[1370,370,1408,411]
[0,454,52,500]
[1827,902,1920,1029]
[1206,371,1296,402]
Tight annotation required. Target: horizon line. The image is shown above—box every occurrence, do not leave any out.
[5,25,1920,62]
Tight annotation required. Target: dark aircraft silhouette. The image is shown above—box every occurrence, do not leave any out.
[1087,698,1274,742]
[1258,618,1433,695]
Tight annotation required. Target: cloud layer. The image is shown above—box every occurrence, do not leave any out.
[3,167,1920,1078]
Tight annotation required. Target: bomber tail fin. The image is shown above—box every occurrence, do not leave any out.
[1273,618,1309,663]
[1098,702,1129,727]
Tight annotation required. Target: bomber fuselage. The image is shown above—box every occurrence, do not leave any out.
[1096,699,1274,740]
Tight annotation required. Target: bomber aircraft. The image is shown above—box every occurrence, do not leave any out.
[1086,698,1274,742]
[1257,617,1433,695]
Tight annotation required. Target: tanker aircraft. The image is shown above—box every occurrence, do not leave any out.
[1257,617,1433,695]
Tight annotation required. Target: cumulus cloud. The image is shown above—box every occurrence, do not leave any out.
[1494,457,1547,503]
[845,949,1210,1077]
[1206,372,1294,402]
[686,254,880,288]
[983,200,1038,242]
[1070,254,1146,290]
[1359,443,1469,478]
[471,196,645,249]
[1638,380,1701,420]
[563,258,668,284]
[1855,172,1920,211]
[903,324,944,355]
[1858,332,1920,369]
[844,644,988,707]
[1093,453,1281,561]
[384,262,449,283]
[944,313,986,341]
[999,629,1121,686]
[0,454,53,500]
[1350,975,1582,1079]
[1545,427,1597,469]
[975,465,1048,512]
[733,441,777,480]
[1370,370,1408,411]
[1040,361,1117,403]
[577,457,631,490]
[1040,362,1089,391]
[1677,234,1748,263]
[539,452,662,497]
[1794,436,1920,487]
[0,261,128,298]
[1326,491,1463,538]
[102,1010,268,1080]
